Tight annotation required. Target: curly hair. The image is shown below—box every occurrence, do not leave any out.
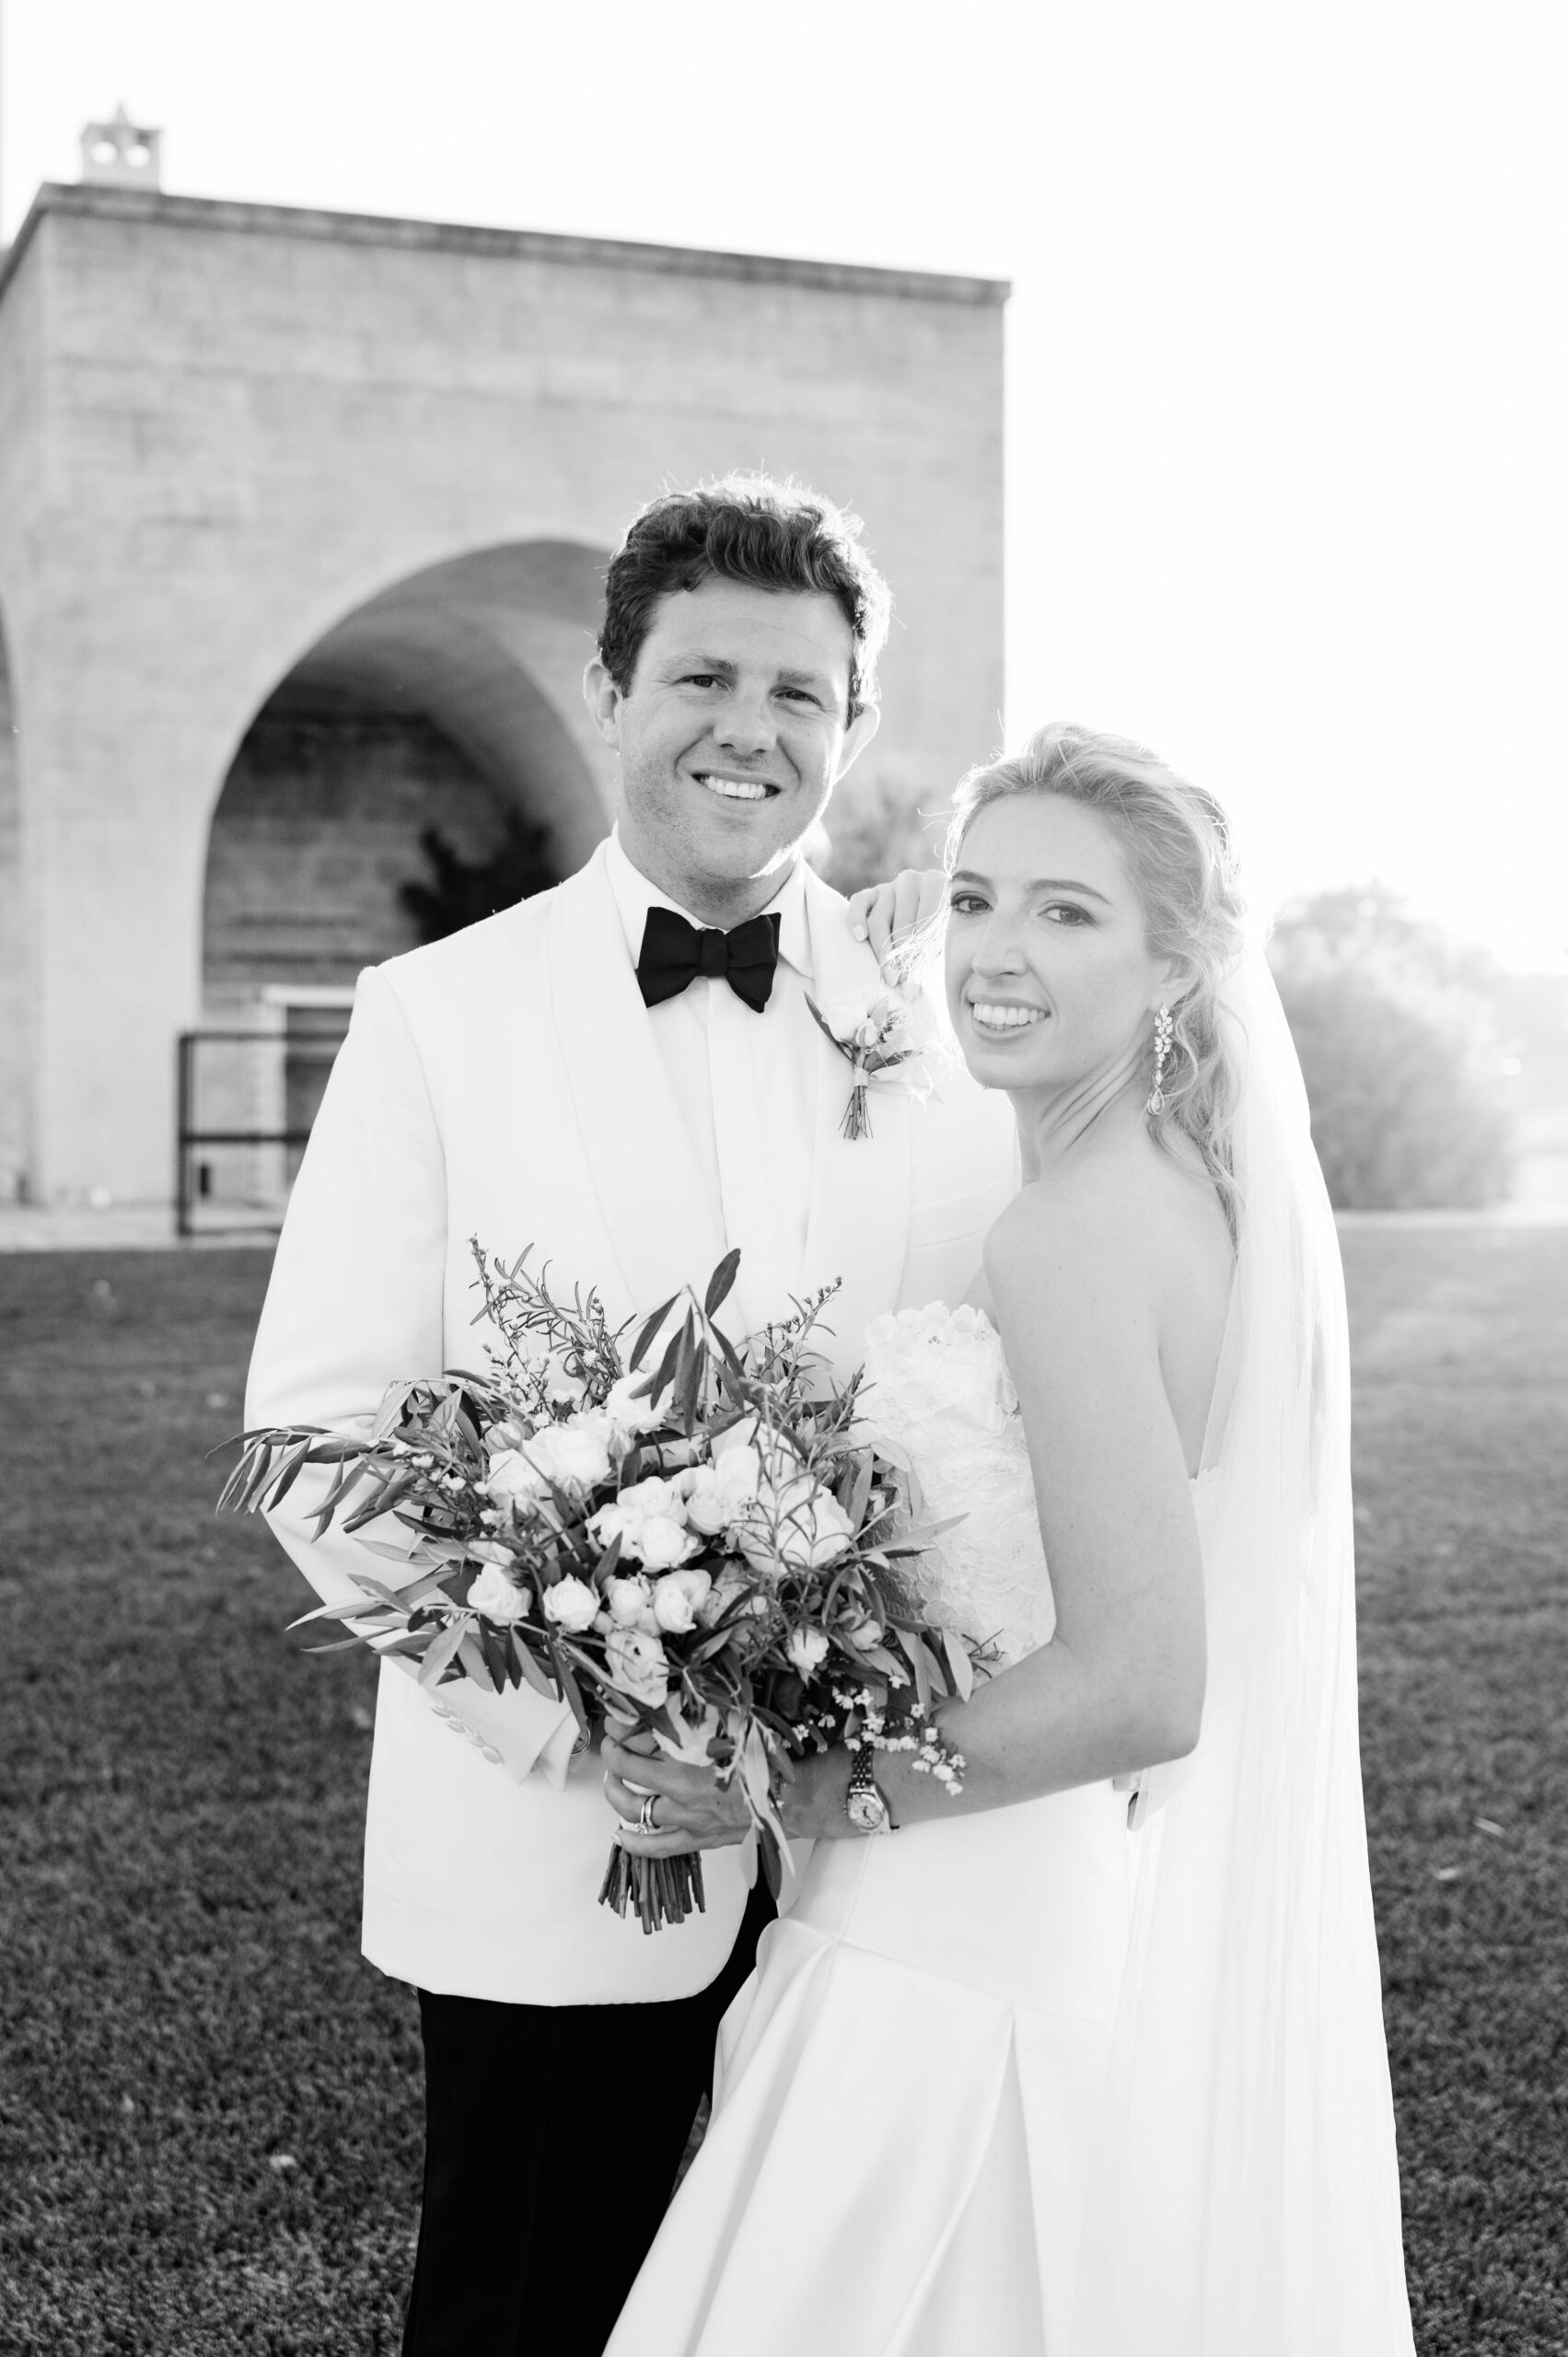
[598,472,891,723]
[946,723,1248,1233]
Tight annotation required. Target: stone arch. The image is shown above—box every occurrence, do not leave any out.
[192,540,615,1213]
[203,538,615,1006]
[0,592,27,1201]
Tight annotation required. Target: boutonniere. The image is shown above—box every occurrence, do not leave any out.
[806,988,936,1141]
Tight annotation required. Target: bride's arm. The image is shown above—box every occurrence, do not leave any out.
[845,867,947,972]
[602,1181,1207,1849]
[838,1184,1208,1829]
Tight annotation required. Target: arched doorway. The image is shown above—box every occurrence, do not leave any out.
[0,597,25,1203]
[189,540,614,1225]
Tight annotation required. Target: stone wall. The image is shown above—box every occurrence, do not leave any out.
[0,184,1005,1211]
[203,694,528,1003]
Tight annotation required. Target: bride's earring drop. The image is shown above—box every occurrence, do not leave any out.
[1146,1004,1174,1114]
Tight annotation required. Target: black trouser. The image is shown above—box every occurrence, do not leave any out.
[401,1877,775,2357]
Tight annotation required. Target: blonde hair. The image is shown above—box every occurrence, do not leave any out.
[947,723,1247,1233]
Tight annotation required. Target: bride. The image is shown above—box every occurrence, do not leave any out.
[598,724,1416,2356]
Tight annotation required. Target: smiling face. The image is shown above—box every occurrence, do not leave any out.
[945,793,1177,1100]
[584,575,877,921]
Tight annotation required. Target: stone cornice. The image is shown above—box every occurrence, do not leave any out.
[0,182,1009,311]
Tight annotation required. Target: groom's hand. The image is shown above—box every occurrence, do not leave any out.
[601,1736,752,1856]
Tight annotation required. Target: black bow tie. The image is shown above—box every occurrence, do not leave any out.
[635,906,782,1014]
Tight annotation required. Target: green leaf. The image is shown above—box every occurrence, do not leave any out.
[941,1629,974,1701]
[630,1294,679,1374]
[642,1327,682,1411]
[415,1620,467,1689]
[899,1626,932,1713]
[456,1631,497,1692]
[804,995,850,1059]
[674,1319,703,1436]
[703,1248,742,1320]
[514,1643,560,1701]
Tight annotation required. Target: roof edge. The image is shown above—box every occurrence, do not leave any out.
[0,182,1011,309]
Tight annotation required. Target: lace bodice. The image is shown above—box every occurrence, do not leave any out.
[856,1302,1055,1666]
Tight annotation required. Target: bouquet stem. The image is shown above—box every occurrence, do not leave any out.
[598,1843,706,1934]
[840,1083,872,1142]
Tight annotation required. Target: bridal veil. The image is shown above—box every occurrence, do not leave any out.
[1072,946,1417,2353]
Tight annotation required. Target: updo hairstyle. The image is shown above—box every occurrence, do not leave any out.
[946,723,1248,1232]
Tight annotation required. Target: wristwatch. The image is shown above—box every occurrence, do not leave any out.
[846,1744,896,1835]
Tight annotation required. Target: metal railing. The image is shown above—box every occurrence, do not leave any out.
[174,1014,347,1237]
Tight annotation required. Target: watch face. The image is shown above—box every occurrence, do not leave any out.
[848,1785,888,1832]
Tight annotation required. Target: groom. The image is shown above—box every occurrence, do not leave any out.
[246,473,1016,2355]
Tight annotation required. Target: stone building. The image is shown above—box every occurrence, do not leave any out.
[0,164,1006,1228]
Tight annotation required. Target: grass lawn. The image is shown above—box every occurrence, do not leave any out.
[1,1229,1564,2354]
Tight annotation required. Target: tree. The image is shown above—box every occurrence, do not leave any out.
[1269,887,1516,1210]
[400,809,560,946]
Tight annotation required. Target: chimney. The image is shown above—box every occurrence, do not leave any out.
[80,105,162,191]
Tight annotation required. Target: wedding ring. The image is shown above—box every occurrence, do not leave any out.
[637,1794,658,1834]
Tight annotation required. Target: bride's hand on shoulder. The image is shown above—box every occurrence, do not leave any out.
[846,868,947,975]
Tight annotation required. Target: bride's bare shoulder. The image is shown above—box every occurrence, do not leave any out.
[984,1139,1231,1315]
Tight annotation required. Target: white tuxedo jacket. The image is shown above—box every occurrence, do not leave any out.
[247,843,1016,2004]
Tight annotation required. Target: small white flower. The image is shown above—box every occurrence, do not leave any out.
[652,1566,712,1633]
[468,1562,531,1623]
[541,1574,599,1632]
[786,1626,830,1676]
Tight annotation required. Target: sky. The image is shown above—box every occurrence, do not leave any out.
[4,0,1564,968]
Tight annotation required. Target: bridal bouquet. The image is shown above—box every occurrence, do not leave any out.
[222,1245,981,1931]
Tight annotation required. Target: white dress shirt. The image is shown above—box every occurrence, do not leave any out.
[603,826,819,1341]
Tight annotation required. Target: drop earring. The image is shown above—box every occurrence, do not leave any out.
[1146,1004,1174,1114]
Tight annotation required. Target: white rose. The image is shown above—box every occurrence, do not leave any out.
[681,1450,762,1535]
[541,1573,599,1632]
[652,1566,712,1633]
[786,1626,830,1676]
[603,1372,668,1436]
[714,1413,798,1489]
[468,1562,531,1623]
[590,1474,683,1551]
[484,1447,548,1508]
[632,1514,698,1572]
[484,1418,527,1457]
[604,1625,669,1710]
[739,1474,856,1574]
[605,1573,656,1627]
[525,1413,614,1492]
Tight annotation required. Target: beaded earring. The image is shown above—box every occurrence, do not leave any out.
[1146,1004,1174,1115]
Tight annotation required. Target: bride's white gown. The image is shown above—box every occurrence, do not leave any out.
[607,1302,1191,2356]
